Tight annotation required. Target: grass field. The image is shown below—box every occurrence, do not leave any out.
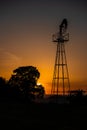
[0,99,87,130]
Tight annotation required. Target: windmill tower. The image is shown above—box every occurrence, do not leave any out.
[51,18,70,96]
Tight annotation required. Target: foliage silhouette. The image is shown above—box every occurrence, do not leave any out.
[0,77,6,87]
[8,66,45,101]
[34,84,45,98]
[0,77,8,97]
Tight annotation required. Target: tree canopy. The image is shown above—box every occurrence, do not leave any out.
[8,66,45,101]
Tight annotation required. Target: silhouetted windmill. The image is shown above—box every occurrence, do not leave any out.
[51,18,70,96]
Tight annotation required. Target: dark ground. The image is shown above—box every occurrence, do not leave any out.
[0,99,87,130]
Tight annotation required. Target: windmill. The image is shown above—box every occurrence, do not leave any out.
[51,18,70,96]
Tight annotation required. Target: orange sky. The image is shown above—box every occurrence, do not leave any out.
[0,0,87,94]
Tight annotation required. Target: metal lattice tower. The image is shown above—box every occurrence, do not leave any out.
[51,18,70,96]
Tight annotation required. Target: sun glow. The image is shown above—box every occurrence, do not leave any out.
[37,82,41,86]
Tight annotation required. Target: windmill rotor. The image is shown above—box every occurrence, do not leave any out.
[52,18,69,43]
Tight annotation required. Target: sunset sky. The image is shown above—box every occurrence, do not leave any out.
[0,0,87,94]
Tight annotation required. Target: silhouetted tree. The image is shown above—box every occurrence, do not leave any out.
[0,77,8,97]
[8,66,41,101]
[34,84,45,98]
[0,77,6,87]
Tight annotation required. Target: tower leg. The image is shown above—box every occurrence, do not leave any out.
[51,42,70,96]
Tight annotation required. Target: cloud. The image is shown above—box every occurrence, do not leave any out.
[0,48,22,79]
[0,48,21,67]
